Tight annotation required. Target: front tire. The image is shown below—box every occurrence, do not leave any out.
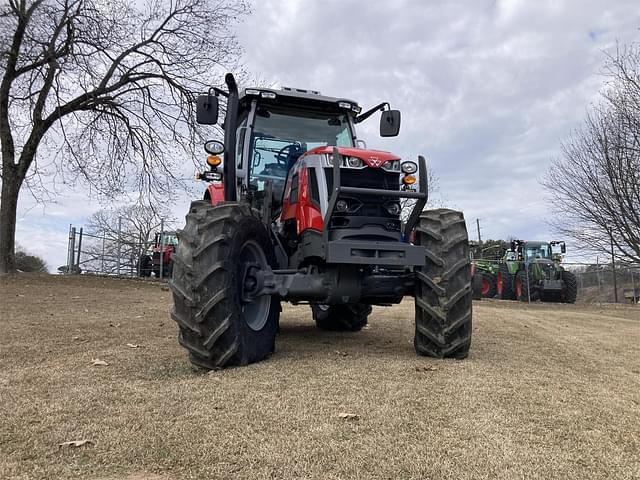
[497,264,516,300]
[311,303,371,331]
[560,270,577,304]
[515,269,538,302]
[480,272,497,298]
[414,209,472,359]
[170,201,281,369]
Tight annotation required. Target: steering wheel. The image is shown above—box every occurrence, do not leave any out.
[276,144,303,165]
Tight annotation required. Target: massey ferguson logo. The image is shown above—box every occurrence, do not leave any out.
[369,157,381,167]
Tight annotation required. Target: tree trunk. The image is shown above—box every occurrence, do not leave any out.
[0,168,22,273]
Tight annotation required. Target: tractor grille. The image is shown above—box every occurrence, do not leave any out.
[541,263,556,280]
[325,167,401,218]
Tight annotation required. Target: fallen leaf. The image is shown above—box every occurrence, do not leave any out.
[16,294,25,297]
[84,309,89,313]
[158,322,165,327]
[134,315,143,319]
[72,336,80,340]
[338,413,359,420]
[91,358,109,366]
[109,322,120,328]
[126,343,140,349]
[334,350,348,357]
[415,365,438,372]
[58,439,93,448]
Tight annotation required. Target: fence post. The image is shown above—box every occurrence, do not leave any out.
[610,235,618,303]
[76,227,83,272]
[101,231,106,274]
[525,261,531,303]
[159,219,165,280]
[117,217,122,276]
[67,225,74,274]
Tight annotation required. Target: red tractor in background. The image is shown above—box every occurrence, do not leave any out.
[137,231,178,278]
[170,73,474,369]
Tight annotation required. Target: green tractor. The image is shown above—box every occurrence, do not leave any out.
[496,240,577,303]
[473,259,499,298]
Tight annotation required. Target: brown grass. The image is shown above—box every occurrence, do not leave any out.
[1,274,639,480]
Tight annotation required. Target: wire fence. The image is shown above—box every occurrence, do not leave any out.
[61,221,639,303]
[61,222,175,281]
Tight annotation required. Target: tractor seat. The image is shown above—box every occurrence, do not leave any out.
[286,145,306,169]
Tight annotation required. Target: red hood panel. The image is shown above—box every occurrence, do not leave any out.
[305,146,400,168]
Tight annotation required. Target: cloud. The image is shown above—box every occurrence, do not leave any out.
[14,0,640,268]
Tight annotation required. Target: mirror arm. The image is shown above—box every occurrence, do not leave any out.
[355,102,389,124]
[211,86,229,98]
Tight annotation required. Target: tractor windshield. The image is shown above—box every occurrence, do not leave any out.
[159,232,178,246]
[248,108,353,197]
[524,243,552,260]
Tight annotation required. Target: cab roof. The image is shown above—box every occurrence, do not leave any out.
[239,87,361,115]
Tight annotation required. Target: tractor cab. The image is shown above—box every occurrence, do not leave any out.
[197,81,424,265]
[522,241,552,262]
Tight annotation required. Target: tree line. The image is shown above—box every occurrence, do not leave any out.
[544,44,640,266]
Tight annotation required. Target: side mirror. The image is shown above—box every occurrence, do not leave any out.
[204,140,224,155]
[196,94,219,125]
[380,110,401,137]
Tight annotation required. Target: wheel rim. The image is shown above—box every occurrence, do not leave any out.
[239,240,271,331]
[481,278,490,295]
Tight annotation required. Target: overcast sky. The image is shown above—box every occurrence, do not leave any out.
[14,0,640,270]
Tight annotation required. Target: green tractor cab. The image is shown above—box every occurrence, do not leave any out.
[497,240,577,303]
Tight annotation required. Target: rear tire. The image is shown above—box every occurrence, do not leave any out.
[472,274,483,300]
[137,255,152,277]
[480,272,497,298]
[560,270,577,304]
[414,209,472,359]
[170,201,281,369]
[515,269,538,302]
[497,264,516,300]
[311,303,371,331]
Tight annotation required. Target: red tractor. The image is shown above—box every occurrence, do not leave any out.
[170,74,473,369]
[137,231,178,278]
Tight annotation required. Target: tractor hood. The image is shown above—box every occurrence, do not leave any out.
[305,146,400,168]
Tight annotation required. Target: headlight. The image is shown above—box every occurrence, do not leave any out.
[401,161,417,174]
[382,160,400,172]
[347,157,363,168]
[385,202,401,215]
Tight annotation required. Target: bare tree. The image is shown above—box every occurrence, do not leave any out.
[0,0,248,273]
[81,202,175,273]
[543,44,640,265]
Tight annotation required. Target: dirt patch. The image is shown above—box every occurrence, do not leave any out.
[1,274,639,479]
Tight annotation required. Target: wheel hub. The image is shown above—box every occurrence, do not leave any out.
[238,241,271,331]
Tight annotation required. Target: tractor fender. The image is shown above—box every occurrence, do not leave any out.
[205,183,225,206]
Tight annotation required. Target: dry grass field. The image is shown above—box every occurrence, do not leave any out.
[1,274,639,480]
